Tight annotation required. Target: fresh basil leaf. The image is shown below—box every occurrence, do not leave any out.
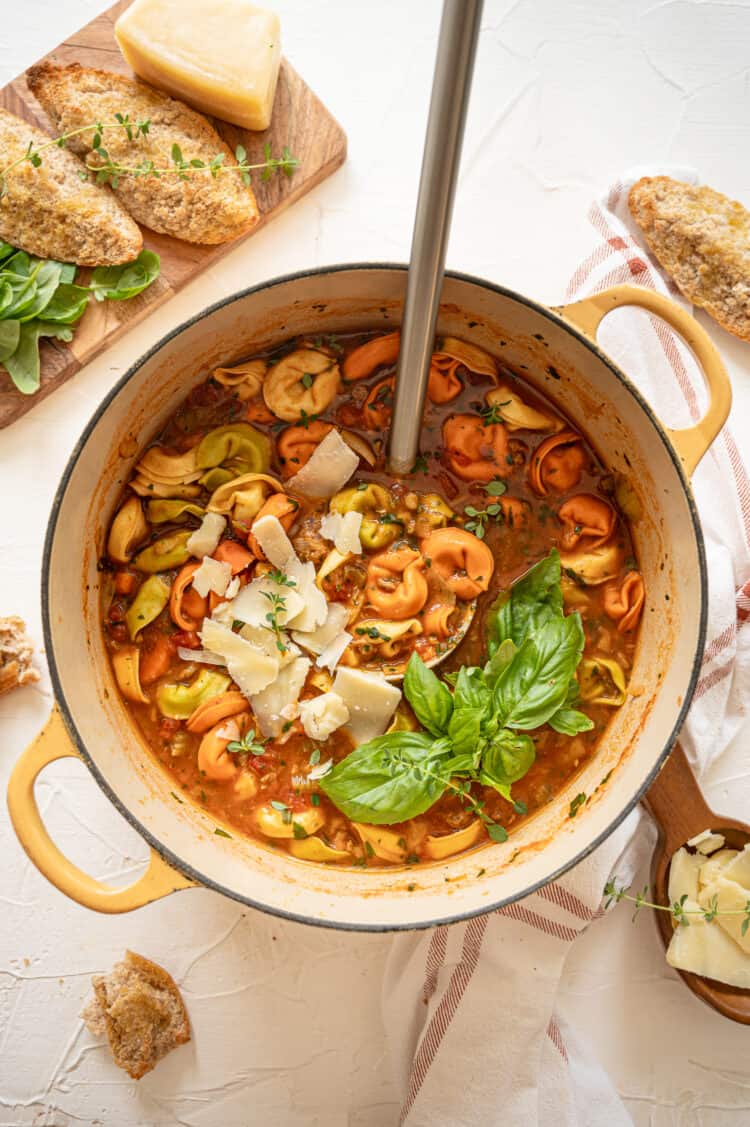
[488,549,563,652]
[40,283,90,324]
[0,319,19,362]
[448,706,484,757]
[480,730,535,792]
[3,321,73,394]
[89,249,161,302]
[320,730,449,824]
[17,260,64,322]
[403,652,454,736]
[493,611,585,730]
[548,707,594,736]
[452,666,491,713]
[483,638,516,690]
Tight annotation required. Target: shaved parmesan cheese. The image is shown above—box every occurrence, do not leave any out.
[177,646,225,665]
[667,898,750,989]
[187,512,226,558]
[230,574,305,628]
[225,576,240,600]
[317,631,352,673]
[238,624,283,661]
[286,429,359,498]
[251,514,297,568]
[251,656,311,738]
[698,849,738,890]
[299,691,350,741]
[292,601,349,655]
[200,618,278,697]
[332,667,401,743]
[284,558,328,631]
[718,843,750,888]
[668,847,701,905]
[687,830,726,855]
[192,556,232,597]
[319,510,363,556]
[210,599,236,626]
[699,876,750,955]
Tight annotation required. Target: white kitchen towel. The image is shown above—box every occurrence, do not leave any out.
[382,168,750,1127]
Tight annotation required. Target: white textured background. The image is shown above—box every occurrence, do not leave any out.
[2,1,750,1124]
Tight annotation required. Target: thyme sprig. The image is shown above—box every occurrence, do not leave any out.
[0,114,299,196]
[226,727,268,757]
[604,878,750,934]
[263,590,288,653]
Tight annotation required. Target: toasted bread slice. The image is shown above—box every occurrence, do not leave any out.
[0,109,142,266]
[27,63,259,245]
[629,176,750,341]
[82,950,190,1079]
[0,616,40,694]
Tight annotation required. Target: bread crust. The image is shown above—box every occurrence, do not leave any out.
[0,108,142,265]
[27,62,259,245]
[0,616,40,694]
[629,175,750,341]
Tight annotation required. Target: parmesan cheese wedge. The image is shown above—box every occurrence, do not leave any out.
[200,618,278,697]
[191,556,232,598]
[286,430,359,498]
[687,830,726,855]
[699,876,750,955]
[186,512,226,559]
[332,667,401,744]
[115,0,282,131]
[250,656,311,738]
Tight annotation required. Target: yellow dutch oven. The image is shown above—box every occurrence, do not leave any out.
[7,266,731,929]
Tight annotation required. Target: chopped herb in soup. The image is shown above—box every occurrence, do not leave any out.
[101,330,645,866]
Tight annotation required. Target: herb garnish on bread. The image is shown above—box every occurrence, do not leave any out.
[27,63,260,245]
[629,176,750,341]
[0,108,141,266]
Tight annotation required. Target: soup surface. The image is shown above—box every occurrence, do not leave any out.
[101,330,645,867]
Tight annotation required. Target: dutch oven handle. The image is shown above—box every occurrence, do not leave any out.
[7,707,195,913]
[555,284,732,477]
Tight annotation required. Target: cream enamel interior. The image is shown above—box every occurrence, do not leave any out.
[44,267,704,929]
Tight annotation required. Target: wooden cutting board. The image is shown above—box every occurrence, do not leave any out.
[0,0,346,428]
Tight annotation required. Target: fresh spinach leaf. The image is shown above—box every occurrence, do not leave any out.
[58,263,77,284]
[40,283,91,325]
[0,319,20,362]
[88,249,161,302]
[320,730,450,824]
[403,652,454,736]
[493,611,585,731]
[488,549,563,652]
[548,707,594,736]
[4,321,73,394]
[17,260,64,322]
[0,242,15,264]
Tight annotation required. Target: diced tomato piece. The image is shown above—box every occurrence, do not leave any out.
[159,717,182,735]
[287,793,308,812]
[108,624,128,642]
[172,630,200,650]
[108,601,126,623]
[114,572,137,596]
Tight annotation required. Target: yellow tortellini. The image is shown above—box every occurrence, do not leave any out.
[207,472,283,527]
[485,385,563,433]
[108,496,149,563]
[330,484,402,549]
[196,422,271,476]
[212,358,267,400]
[156,670,232,719]
[263,348,341,422]
[132,530,193,573]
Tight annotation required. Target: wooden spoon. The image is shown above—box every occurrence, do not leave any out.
[644,742,750,1024]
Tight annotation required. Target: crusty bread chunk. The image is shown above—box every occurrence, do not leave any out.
[28,63,259,245]
[629,176,750,341]
[0,109,142,266]
[0,616,40,695]
[82,950,190,1079]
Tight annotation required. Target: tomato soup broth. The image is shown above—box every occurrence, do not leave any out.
[101,330,644,867]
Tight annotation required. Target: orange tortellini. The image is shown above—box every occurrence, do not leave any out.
[420,527,495,600]
[603,571,645,632]
[558,494,617,551]
[442,414,510,483]
[529,430,587,495]
[365,546,429,619]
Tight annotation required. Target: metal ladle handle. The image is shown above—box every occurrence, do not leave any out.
[387,0,484,474]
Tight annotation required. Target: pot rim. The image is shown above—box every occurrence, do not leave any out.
[41,262,709,931]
